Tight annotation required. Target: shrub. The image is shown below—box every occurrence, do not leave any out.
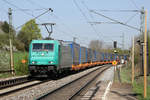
[14,52,29,75]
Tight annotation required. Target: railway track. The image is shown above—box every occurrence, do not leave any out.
[0,75,30,89]
[0,76,51,96]
[36,65,110,100]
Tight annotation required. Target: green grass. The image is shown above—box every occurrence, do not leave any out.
[133,76,150,100]
[14,51,29,75]
[0,50,10,71]
[0,73,13,78]
[120,66,132,83]
[0,51,29,78]
[114,64,131,83]
[116,64,150,100]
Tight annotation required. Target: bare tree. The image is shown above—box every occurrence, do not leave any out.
[89,40,103,51]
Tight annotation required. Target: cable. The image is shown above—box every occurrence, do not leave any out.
[125,12,138,24]
[2,0,52,30]
[91,9,140,12]
[81,1,103,40]
[25,0,47,10]
[13,8,49,11]
[50,12,94,44]
[16,8,53,29]
[73,0,103,41]
[73,0,89,23]
[2,0,34,17]
[129,0,139,10]
[90,10,140,31]
[54,26,90,46]
[51,13,77,36]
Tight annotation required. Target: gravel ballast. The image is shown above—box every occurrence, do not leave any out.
[1,66,104,100]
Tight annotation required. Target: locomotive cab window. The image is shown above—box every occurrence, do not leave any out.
[32,43,54,51]
[33,43,43,51]
[44,43,54,51]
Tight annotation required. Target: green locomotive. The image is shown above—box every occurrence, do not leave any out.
[28,40,60,76]
[28,40,80,76]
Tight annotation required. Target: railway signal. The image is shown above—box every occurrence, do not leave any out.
[113,41,117,49]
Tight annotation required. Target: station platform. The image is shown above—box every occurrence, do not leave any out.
[81,67,137,100]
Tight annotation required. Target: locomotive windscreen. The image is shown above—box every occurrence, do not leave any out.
[44,43,54,51]
[32,43,54,51]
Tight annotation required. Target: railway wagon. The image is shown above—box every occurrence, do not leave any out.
[97,52,102,61]
[28,40,81,76]
[91,50,97,62]
[101,53,105,61]
[87,48,92,63]
[79,46,87,64]
[68,41,80,65]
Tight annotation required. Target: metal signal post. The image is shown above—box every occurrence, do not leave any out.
[8,8,15,75]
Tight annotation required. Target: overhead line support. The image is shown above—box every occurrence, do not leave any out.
[16,8,53,30]
[90,10,140,31]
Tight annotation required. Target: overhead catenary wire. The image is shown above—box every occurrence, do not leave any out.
[49,9,96,45]
[50,13,91,44]
[125,12,139,24]
[2,0,35,17]
[90,10,140,31]
[91,9,140,12]
[50,13,77,36]
[26,0,91,45]
[129,0,140,10]
[73,0,89,24]
[2,0,50,30]
[25,0,71,33]
[54,26,90,46]
[73,0,102,40]
[25,0,46,10]
[25,0,76,38]
[81,1,103,40]
[13,8,50,11]
[16,8,53,29]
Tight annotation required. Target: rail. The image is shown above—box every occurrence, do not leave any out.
[0,76,29,89]
[36,65,110,100]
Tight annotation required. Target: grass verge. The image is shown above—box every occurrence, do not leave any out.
[115,64,150,100]
[0,51,29,79]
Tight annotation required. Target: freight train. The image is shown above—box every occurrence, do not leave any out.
[28,40,126,76]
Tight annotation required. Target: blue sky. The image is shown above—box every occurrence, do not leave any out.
[0,0,150,49]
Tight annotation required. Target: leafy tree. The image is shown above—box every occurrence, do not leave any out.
[1,21,9,33]
[147,30,150,74]
[17,19,42,51]
[1,21,16,36]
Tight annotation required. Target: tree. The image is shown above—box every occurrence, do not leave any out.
[89,40,103,51]
[147,30,150,74]
[17,19,42,51]
[1,21,16,35]
[1,21,9,33]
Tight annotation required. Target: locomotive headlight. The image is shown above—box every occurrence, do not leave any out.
[41,53,44,56]
[32,61,37,64]
[32,61,35,64]
[48,61,54,64]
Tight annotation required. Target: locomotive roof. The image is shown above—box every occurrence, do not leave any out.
[31,40,59,43]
